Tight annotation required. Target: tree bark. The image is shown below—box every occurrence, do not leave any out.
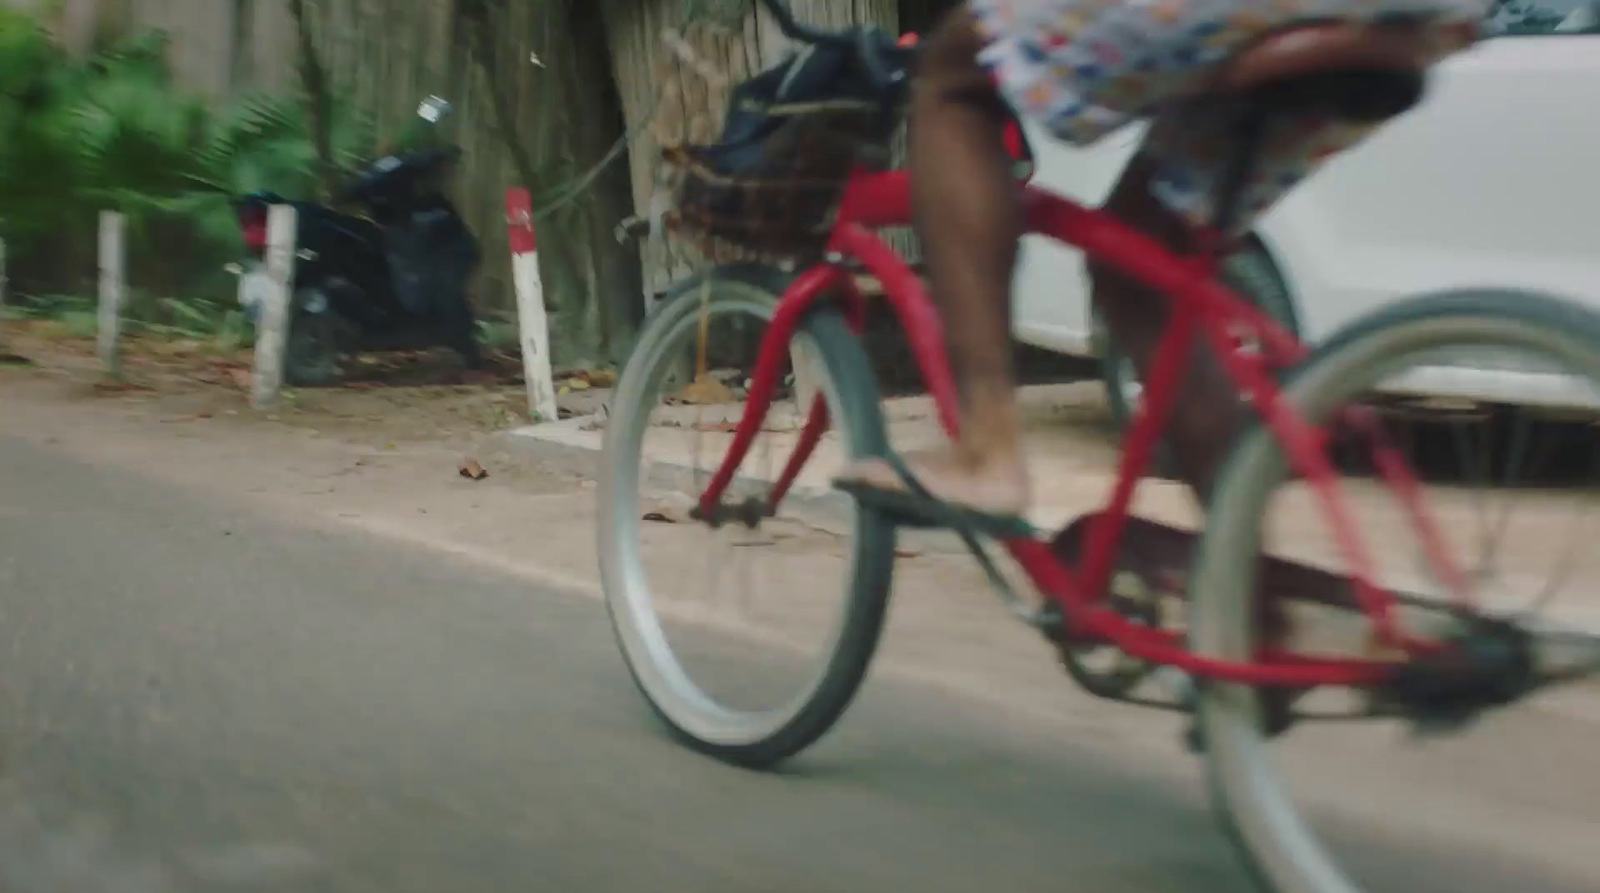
[49,0,100,55]
[460,0,641,366]
[229,0,257,94]
[457,0,541,197]
[287,0,338,198]
[558,0,644,363]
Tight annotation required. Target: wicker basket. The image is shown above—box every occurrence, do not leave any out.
[664,98,897,263]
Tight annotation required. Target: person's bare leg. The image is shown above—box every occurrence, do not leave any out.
[1085,154,1291,642]
[1090,154,1252,501]
[835,9,1030,518]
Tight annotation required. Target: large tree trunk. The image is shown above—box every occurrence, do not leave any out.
[600,0,901,301]
[228,0,256,94]
[48,0,101,54]
[510,0,642,367]
[287,0,339,198]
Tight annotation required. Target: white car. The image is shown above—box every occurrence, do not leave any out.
[1011,3,1600,423]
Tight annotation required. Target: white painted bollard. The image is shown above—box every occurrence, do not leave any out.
[97,211,125,377]
[507,188,558,423]
[251,204,298,410]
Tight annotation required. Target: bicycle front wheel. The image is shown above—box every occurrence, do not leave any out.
[598,263,897,769]
[1192,289,1600,893]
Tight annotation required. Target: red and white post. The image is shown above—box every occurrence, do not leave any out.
[506,189,559,423]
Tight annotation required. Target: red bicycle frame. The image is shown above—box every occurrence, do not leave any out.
[691,160,1468,689]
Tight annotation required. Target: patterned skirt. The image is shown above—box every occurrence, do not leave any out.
[969,0,1487,226]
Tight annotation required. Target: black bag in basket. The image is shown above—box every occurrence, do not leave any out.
[670,31,909,258]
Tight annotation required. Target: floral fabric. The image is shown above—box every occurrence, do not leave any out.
[969,0,1486,226]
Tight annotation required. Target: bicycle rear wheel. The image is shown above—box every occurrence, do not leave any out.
[1192,289,1600,893]
[598,264,897,768]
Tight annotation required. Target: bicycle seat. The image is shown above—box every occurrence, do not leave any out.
[1212,22,1432,122]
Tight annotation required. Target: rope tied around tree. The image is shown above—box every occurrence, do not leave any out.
[458,0,748,227]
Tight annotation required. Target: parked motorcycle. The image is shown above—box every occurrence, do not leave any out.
[230,96,482,385]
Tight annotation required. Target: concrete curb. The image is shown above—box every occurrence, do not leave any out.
[496,417,984,555]
[494,417,606,479]
[499,415,856,520]
[496,420,1600,639]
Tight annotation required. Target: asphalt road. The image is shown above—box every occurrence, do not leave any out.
[0,434,1594,893]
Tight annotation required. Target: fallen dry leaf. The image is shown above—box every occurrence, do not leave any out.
[91,379,152,394]
[676,376,736,405]
[459,458,489,481]
[643,491,697,524]
[228,368,252,389]
[556,368,618,389]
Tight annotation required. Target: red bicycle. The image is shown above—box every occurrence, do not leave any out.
[600,4,1600,890]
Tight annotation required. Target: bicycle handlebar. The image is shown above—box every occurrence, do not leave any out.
[757,0,911,97]
[757,0,1032,172]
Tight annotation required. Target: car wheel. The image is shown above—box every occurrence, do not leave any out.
[1100,242,1298,479]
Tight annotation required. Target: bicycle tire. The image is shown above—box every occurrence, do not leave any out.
[598,263,898,769]
[1189,288,1600,893]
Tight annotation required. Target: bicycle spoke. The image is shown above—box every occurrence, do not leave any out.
[1524,460,1600,617]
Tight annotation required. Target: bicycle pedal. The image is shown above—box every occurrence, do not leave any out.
[1035,602,1066,637]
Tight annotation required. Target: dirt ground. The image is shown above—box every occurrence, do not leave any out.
[0,321,614,450]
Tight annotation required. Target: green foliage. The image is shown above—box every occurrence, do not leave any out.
[0,9,376,323]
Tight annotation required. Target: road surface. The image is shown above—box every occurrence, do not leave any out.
[0,434,1594,893]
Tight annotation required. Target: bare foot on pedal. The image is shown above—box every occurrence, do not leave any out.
[834,445,1032,526]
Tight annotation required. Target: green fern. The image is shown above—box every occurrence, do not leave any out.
[0,13,377,307]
